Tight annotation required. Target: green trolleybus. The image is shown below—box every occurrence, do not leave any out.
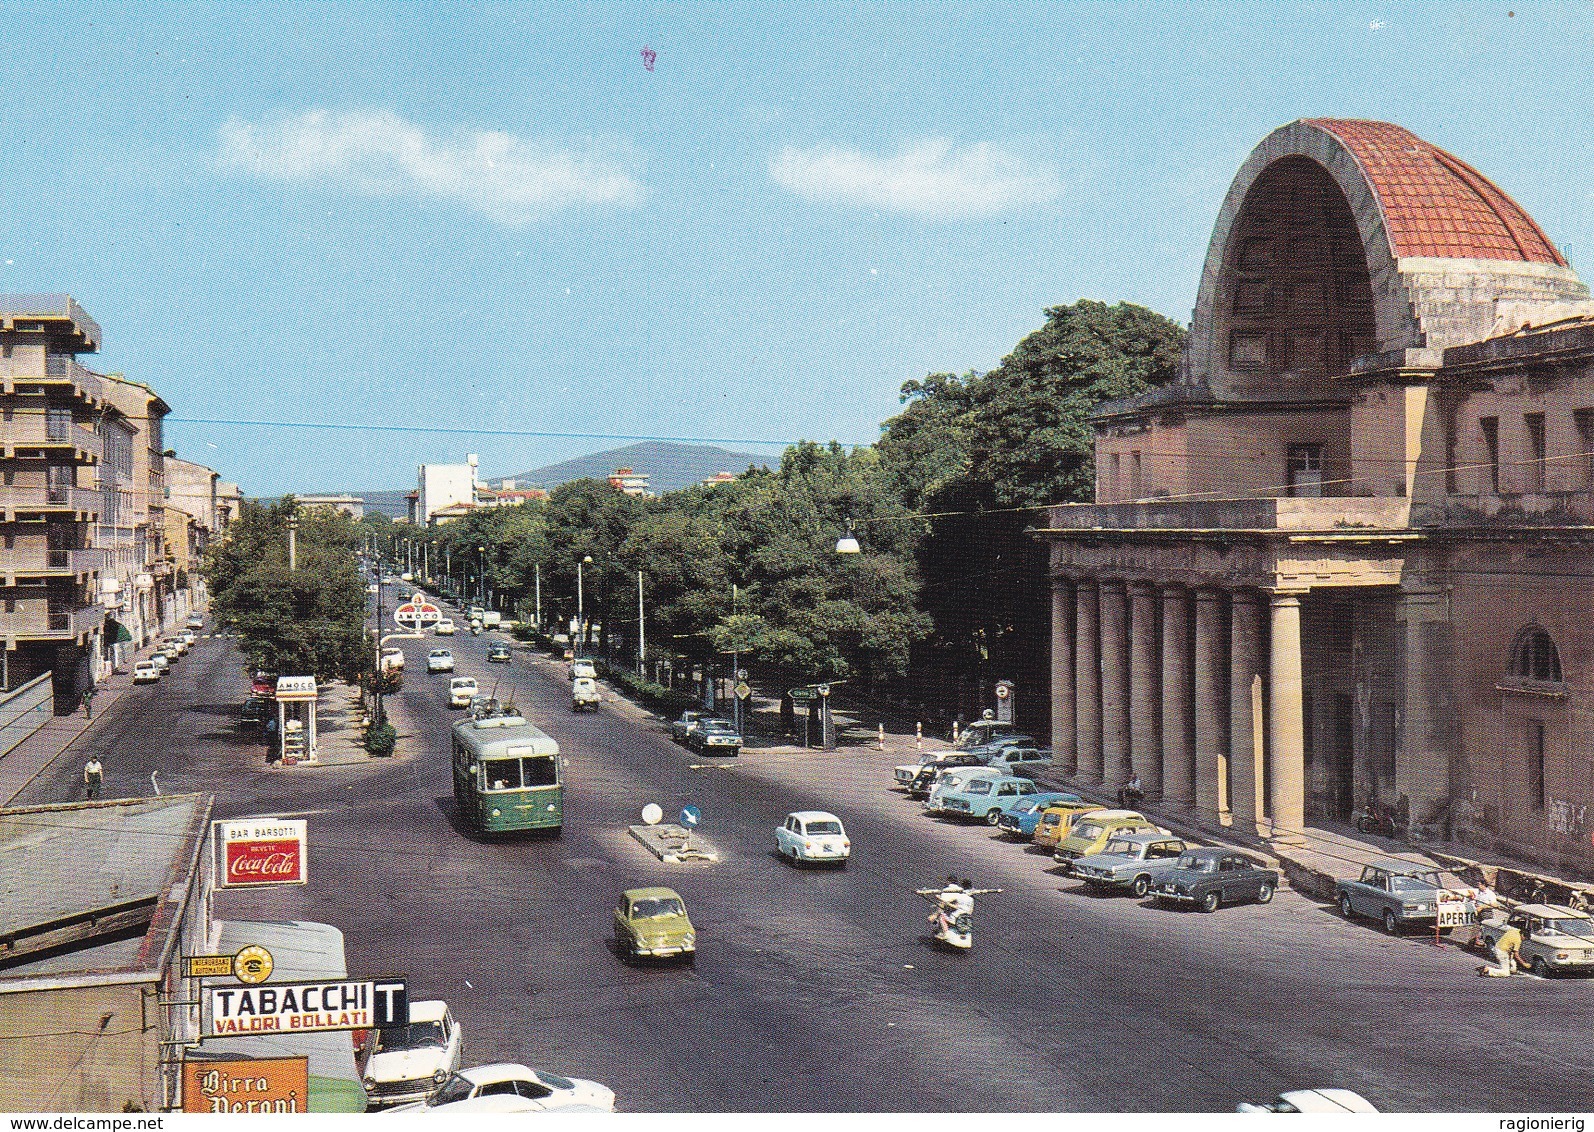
[451,713,563,835]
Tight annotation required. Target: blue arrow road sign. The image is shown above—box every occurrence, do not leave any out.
[679,804,701,828]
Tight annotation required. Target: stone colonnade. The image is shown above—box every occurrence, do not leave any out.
[1049,576,1306,841]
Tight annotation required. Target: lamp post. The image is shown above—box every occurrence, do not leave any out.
[286,513,298,572]
[477,546,486,605]
[636,569,645,677]
[535,563,542,628]
[577,555,593,651]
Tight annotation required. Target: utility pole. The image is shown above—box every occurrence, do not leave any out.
[637,569,645,676]
[535,563,542,628]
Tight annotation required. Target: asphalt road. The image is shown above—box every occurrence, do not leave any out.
[21,608,1594,1112]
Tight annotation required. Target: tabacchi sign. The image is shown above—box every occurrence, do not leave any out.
[182,1056,308,1114]
[213,818,307,888]
[206,979,408,1037]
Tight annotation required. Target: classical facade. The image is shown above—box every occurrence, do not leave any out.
[1037,120,1594,872]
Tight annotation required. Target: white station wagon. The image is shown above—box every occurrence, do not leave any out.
[775,810,851,866]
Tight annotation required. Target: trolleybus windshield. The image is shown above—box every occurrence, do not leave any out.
[483,754,558,790]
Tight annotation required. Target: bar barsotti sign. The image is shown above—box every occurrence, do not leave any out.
[213,818,307,888]
[207,978,407,1036]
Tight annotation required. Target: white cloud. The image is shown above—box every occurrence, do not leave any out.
[768,138,1062,219]
[218,110,643,225]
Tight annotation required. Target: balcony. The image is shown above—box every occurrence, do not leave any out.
[0,602,102,645]
[1,418,102,463]
[18,355,107,406]
[0,484,100,521]
[1043,497,1413,534]
[6,547,105,581]
[0,295,101,351]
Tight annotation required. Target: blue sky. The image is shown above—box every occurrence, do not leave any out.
[5,1,1594,495]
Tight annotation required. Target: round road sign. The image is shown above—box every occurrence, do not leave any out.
[641,803,663,826]
[679,804,702,828]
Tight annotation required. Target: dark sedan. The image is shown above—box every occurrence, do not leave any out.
[238,696,270,730]
[1153,848,1278,912]
[487,644,512,663]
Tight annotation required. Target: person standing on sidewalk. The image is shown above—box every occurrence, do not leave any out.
[83,756,103,800]
[81,685,96,719]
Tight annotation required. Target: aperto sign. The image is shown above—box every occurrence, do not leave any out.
[205,979,408,1037]
[213,818,307,889]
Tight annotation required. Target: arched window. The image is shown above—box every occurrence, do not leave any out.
[1509,627,1563,684]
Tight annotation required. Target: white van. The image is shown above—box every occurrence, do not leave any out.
[481,610,502,629]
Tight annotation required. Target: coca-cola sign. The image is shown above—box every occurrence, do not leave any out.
[214,819,307,888]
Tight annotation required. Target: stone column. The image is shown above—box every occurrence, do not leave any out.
[1268,591,1307,844]
[1160,585,1194,808]
[1129,582,1162,796]
[1074,581,1102,782]
[1229,590,1266,833]
[1193,588,1227,824]
[1050,576,1077,777]
[1398,587,1452,828]
[1099,581,1131,787]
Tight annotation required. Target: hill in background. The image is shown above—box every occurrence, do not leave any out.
[325,441,770,518]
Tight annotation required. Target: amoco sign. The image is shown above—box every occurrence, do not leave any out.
[214,819,307,888]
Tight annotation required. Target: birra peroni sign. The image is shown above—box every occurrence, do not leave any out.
[183,1057,308,1114]
[206,979,407,1036]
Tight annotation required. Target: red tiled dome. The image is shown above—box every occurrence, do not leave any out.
[1302,119,1565,266]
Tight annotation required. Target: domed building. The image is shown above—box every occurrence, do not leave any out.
[1037,119,1594,870]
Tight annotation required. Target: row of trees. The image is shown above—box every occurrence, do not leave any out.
[368,299,1185,730]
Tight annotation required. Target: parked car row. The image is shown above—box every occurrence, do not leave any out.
[894,759,1281,914]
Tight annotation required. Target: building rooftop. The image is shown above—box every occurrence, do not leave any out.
[1304,119,1565,265]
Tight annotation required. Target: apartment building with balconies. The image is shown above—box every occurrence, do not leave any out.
[97,373,171,659]
[0,296,109,701]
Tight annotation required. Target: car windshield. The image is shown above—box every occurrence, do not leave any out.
[1388,874,1438,892]
[1177,855,1218,872]
[375,1020,447,1051]
[805,820,842,834]
[428,1074,476,1106]
[631,897,685,918]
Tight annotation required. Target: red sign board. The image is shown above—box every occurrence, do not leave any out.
[214,819,308,888]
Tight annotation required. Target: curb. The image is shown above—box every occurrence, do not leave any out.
[628,823,720,863]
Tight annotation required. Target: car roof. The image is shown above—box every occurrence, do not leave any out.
[405,999,449,1023]
[788,810,841,823]
[1516,903,1591,918]
[1103,831,1181,845]
[1366,858,1438,875]
[459,1062,538,1085]
[1078,809,1144,821]
[1177,847,1230,860]
[623,886,683,902]
[429,648,450,654]
[1275,1089,1378,1113]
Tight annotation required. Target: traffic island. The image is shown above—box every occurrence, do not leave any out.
[628,823,719,863]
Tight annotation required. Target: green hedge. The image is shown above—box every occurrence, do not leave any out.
[598,662,699,718]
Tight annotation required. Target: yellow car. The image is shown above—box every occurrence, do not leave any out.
[1053,809,1159,872]
[1030,801,1104,851]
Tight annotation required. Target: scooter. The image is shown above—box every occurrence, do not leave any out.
[916,883,1001,950]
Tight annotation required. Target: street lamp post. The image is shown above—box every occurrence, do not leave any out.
[636,569,645,677]
[576,555,593,651]
[477,546,486,606]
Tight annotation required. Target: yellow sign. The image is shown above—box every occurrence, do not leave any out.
[185,954,236,978]
[234,945,274,984]
[183,1056,308,1114]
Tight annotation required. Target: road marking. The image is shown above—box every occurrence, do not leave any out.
[687,763,736,770]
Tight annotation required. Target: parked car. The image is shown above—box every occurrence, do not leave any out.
[996,792,1087,840]
[670,710,706,744]
[924,765,1009,814]
[953,718,1024,750]
[148,652,171,674]
[614,886,695,962]
[936,775,1042,825]
[960,734,1038,762]
[689,719,741,756]
[1052,809,1159,871]
[156,644,182,665]
[982,746,1053,775]
[361,999,463,1109]
[426,649,455,674]
[449,676,479,708]
[569,658,597,681]
[1237,1089,1378,1113]
[1030,801,1104,852]
[775,810,850,866]
[380,647,405,673]
[1154,847,1278,912]
[161,636,188,656]
[250,671,277,698]
[894,750,982,789]
[238,696,270,730]
[1473,903,1594,977]
[184,614,205,630]
[1335,859,1475,935]
[388,1063,613,1113]
[571,676,601,712]
[433,618,456,635]
[487,644,512,663]
[1071,832,1191,897]
[132,660,162,684]
[179,628,198,645]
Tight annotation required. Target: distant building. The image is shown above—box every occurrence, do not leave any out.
[701,472,737,487]
[409,455,478,524]
[296,494,364,519]
[608,467,652,497]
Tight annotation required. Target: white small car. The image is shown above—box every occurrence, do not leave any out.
[387,1063,614,1114]
[185,614,205,630]
[426,649,455,673]
[569,659,597,681]
[449,677,478,708]
[161,636,188,656]
[776,810,851,866]
[148,652,171,674]
[361,999,462,1109]
[178,629,198,646]
[433,618,456,636]
[132,661,161,684]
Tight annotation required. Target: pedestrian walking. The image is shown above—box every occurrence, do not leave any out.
[82,756,103,800]
[81,686,96,719]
